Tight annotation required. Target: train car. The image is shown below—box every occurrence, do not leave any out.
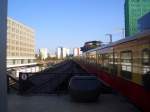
[77,30,150,112]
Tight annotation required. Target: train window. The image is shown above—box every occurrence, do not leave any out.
[109,53,118,75]
[108,53,114,74]
[91,55,96,64]
[102,54,109,71]
[114,53,118,64]
[86,53,90,64]
[142,49,150,66]
[142,49,150,74]
[109,53,113,64]
[97,54,102,67]
[120,51,132,80]
[89,55,93,64]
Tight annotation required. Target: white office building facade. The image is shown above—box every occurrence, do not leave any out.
[7,17,36,67]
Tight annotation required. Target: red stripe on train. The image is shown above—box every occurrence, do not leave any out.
[77,62,150,112]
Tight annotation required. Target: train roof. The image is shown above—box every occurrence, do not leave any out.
[85,30,150,53]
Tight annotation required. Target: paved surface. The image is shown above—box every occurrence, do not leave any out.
[8,94,141,112]
[8,61,141,112]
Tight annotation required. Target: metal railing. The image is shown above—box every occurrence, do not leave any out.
[7,74,19,92]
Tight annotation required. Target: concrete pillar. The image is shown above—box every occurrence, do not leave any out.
[0,0,8,112]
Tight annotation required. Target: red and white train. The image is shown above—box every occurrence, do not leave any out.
[76,31,150,112]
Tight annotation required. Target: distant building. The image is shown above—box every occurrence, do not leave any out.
[138,12,150,32]
[39,48,48,60]
[125,0,150,37]
[81,41,101,52]
[62,48,70,58]
[57,47,63,59]
[57,47,70,59]
[73,48,80,57]
[50,54,56,58]
[66,48,70,56]
[62,48,67,59]
[7,17,36,67]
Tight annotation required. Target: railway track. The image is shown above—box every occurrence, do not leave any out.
[22,60,89,94]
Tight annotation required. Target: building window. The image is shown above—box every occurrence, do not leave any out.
[7,59,13,65]
[28,59,31,63]
[120,51,132,80]
[21,59,24,64]
[13,60,16,65]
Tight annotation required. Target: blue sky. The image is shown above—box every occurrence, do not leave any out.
[8,0,125,53]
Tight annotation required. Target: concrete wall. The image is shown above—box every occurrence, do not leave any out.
[0,0,8,112]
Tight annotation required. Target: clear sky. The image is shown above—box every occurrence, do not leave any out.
[8,0,125,53]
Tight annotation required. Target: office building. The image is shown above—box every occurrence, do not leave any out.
[39,48,48,60]
[125,0,150,37]
[7,17,36,67]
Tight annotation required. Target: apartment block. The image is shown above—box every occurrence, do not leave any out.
[7,17,36,67]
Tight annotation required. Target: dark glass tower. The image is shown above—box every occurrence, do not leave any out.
[125,0,150,37]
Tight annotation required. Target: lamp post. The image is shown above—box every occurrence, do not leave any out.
[122,28,125,38]
[0,0,8,112]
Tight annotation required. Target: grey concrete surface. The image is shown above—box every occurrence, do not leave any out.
[8,94,141,112]
[0,0,8,112]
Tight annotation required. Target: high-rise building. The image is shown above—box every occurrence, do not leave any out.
[57,47,63,59]
[73,48,80,57]
[66,48,70,57]
[62,48,67,58]
[57,47,70,59]
[7,17,36,67]
[125,0,150,37]
[39,48,48,60]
